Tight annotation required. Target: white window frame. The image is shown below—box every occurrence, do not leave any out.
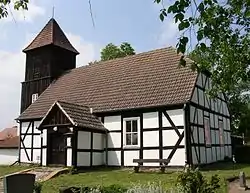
[123,117,140,148]
[32,93,38,103]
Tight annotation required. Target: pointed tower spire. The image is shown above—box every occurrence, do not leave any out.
[23,18,79,54]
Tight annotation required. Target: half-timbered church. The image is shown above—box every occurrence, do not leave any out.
[16,18,232,168]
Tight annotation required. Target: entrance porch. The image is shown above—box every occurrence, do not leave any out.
[37,101,107,167]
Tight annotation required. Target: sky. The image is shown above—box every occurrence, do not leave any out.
[0,0,180,129]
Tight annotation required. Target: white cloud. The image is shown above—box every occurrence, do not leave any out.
[0,32,98,129]
[66,33,100,67]
[1,1,45,23]
[157,18,180,47]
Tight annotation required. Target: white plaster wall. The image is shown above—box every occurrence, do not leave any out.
[192,127,198,144]
[104,116,121,131]
[143,112,159,128]
[124,150,139,166]
[0,149,18,165]
[93,133,103,150]
[163,129,184,146]
[108,133,121,148]
[33,135,41,148]
[42,130,47,146]
[198,128,205,144]
[20,121,41,164]
[108,151,121,166]
[20,149,31,163]
[77,152,90,166]
[143,150,159,166]
[200,147,206,164]
[93,153,104,166]
[191,88,198,103]
[42,148,46,166]
[32,149,41,164]
[216,147,220,160]
[192,147,198,165]
[163,149,185,166]
[206,148,212,163]
[196,73,203,87]
[67,148,72,166]
[162,109,184,127]
[143,131,159,147]
[34,121,41,134]
[77,131,90,149]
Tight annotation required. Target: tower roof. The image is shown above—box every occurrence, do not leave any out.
[23,18,79,54]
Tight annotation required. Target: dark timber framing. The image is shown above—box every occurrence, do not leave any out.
[18,73,232,168]
[189,73,232,166]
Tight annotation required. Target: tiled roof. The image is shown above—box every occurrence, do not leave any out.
[18,47,198,120]
[0,136,19,148]
[23,18,79,54]
[57,101,106,130]
[0,126,17,140]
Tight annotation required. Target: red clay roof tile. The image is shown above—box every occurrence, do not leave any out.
[18,47,197,120]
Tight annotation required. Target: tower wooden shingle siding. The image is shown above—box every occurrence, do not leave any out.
[20,18,79,113]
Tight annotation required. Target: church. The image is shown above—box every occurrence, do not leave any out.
[16,18,232,168]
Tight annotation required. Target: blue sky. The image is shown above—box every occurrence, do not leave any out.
[0,0,180,129]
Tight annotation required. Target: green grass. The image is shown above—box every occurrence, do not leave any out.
[41,164,250,193]
[0,165,31,177]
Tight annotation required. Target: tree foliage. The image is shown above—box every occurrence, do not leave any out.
[100,42,135,61]
[155,0,250,96]
[189,47,250,135]
[0,0,28,18]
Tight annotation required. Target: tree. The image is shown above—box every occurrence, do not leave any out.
[100,42,135,61]
[0,0,28,18]
[189,47,250,135]
[155,0,249,96]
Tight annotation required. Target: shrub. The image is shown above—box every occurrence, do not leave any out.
[34,181,42,193]
[176,168,221,193]
[101,184,128,193]
[126,183,167,193]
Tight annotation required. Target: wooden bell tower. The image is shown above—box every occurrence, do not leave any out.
[20,18,79,113]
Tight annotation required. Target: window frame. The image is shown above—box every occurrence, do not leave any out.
[123,117,140,148]
[31,93,39,103]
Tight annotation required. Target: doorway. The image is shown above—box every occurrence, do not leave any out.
[47,132,66,166]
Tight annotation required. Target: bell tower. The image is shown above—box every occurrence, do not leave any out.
[20,18,79,113]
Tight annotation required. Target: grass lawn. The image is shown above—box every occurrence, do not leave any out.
[41,163,250,193]
[0,165,32,177]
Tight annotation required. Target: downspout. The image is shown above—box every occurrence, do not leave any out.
[183,104,188,166]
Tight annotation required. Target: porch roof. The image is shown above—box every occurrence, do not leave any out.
[39,101,107,131]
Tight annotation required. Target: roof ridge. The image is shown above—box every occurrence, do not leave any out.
[57,100,90,109]
[87,46,173,67]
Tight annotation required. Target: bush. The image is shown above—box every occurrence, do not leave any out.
[34,181,42,193]
[59,184,127,193]
[176,168,221,193]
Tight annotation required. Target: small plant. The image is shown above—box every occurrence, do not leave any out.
[101,184,128,193]
[34,181,42,193]
[127,182,167,193]
[176,168,221,193]
[68,166,78,175]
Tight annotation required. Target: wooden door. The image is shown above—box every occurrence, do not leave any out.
[49,133,66,165]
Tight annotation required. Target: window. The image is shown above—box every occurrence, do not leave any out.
[204,117,211,147]
[32,93,38,103]
[123,118,140,147]
[219,120,224,146]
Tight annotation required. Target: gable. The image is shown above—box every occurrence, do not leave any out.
[191,72,230,116]
[18,47,198,120]
[39,104,72,127]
